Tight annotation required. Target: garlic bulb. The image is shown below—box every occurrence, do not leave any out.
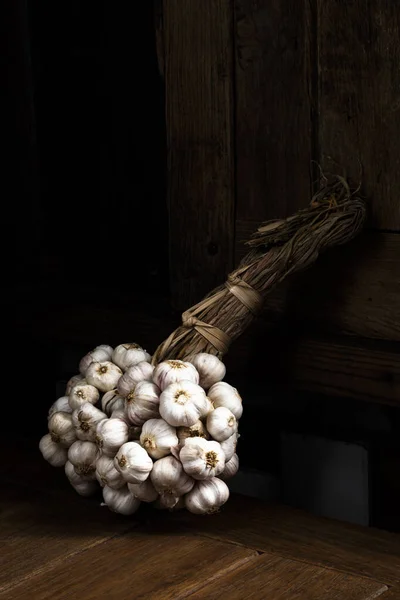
[48,412,77,448]
[220,453,239,480]
[150,456,194,500]
[180,437,225,480]
[177,420,209,444]
[101,390,125,416]
[143,350,152,363]
[159,380,209,427]
[68,440,97,479]
[72,481,98,497]
[206,406,238,442]
[65,459,85,486]
[220,432,239,462]
[114,441,153,483]
[117,362,155,397]
[69,382,100,411]
[207,381,243,420]
[72,403,107,442]
[95,455,125,489]
[153,495,186,511]
[39,434,68,467]
[139,418,178,460]
[48,396,72,419]
[95,418,129,457]
[66,374,85,395]
[112,343,147,371]
[125,381,160,426]
[102,485,141,515]
[79,344,113,376]
[185,478,229,514]
[153,360,199,391]
[127,479,158,502]
[189,353,226,390]
[86,361,123,393]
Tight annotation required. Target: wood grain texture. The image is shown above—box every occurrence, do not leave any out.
[317,0,400,229]
[186,552,388,599]
[1,530,256,600]
[163,0,235,309]
[234,0,313,223]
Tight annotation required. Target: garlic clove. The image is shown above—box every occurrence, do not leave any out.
[153,359,199,391]
[67,440,98,480]
[206,406,238,442]
[95,455,125,489]
[185,477,230,514]
[69,382,100,411]
[159,380,209,427]
[114,441,153,484]
[220,432,239,462]
[86,361,123,393]
[117,362,155,397]
[79,345,113,376]
[72,403,107,442]
[180,437,225,480]
[48,396,72,419]
[177,420,210,445]
[125,381,160,426]
[65,374,85,395]
[95,417,129,457]
[102,484,141,515]
[207,381,243,420]
[112,343,147,372]
[219,453,239,480]
[127,479,158,502]
[139,418,178,460]
[189,353,226,390]
[101,390,125,416]
[48,411,77,448]
[39,434,68,467]
[150,455,194,497]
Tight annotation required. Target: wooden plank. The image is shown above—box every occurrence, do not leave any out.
[234,0,313,224]
[186,553,388,600]
[317,0,400,230]
[163,0,235,309]
[1,530,256,599]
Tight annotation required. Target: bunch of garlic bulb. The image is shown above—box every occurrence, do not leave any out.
[40,346,241,516]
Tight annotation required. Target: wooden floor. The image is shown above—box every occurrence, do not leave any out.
[3,440,400,599]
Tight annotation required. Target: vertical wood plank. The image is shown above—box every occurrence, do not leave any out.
[234,0,313,240]
[317,0,400,230]
[163,0,235,309]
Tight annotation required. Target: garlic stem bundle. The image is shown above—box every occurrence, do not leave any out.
[39,434,68,467]
[66,374,85,395]
[220,432,239,462]
[79,345,113,376]
[86,361,123,393]
[48,412,77,448]
[180,437,225,480]
[125,381,161,426]
[72,403,107,442]
[153,359,199,391]
[220,453,239,480]
[189,353,226,390]
[95,418,129,457]
[206,406,238,442]
[112,343,148,372]
[185,478,230,514]
[117,362,155,397]
[150,455,195,504]
[159,380,209,427]
[114,442,153,484]
[127,478,158,502]
[103,485,141,515]
[48,396,72,419]
[101,391,125,416]
[139,418,178,460]
[207,382,243,420]
[68,440,98,480]
[177,420,209,444]
[95,455,125,489]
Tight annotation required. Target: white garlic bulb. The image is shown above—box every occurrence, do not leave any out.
[153,359,199,391]
[68,440,97,479]
[102,485,141,515]
[86,361,123,393]
[220,453,239,480]
[101,390,125,416]
[112,343,147,371]
[139,418,178,460]
[79,344,113,376]
[114,442,153,484]
[125,381,160,426]
[39,434,68,467]
[177,420,210,444]
[185,477,230,514]
[117,361,155,397]
[143,350,152,363]
[207,381,243,420]
[206,406,238,442]
[220,432,239,462]
[150,455,194,501]
[72,481,98,497]
[95,418,129,457]
[48,396,72,419]
[180,437,225,480]
[72,403,107,442]
[65,459,85,486]
[95,455,125,489]
[189,353,226,390]
[69,382,100,411]
[66,374,85,395]
[127,479,158,502]
[159,380,209,427]
[48,412,77,448]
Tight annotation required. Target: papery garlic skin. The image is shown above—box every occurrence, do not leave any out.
[159,380,209,427]
[220,432,239,462]
[68,440,98,480]
[48,412,77,448]
[112,343,147,372]
[79,345,113,376]
[117,362,155,397]
[207,382,243,420]
[69,383,100,411]
[185,477,230,514]
[39,434,68,467]
[103,485,141,515]
[72,403,107,442]
[66,375,85,395]
[95,418,129,457]
[125,381,160,426]
[177,420,209,445]
[206,406,238,442]
[101,391,125,416]
[150,455,194,499]
[95,455,125,489]
[48,396,72,419]
[189,353,226,390]
[220,453,239,480]
[127,479,158,502]
[153,360,199,391]
[180,437,225,480]
[86,361,123,393]
[139,418,178,460]
[114,442,153,484]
